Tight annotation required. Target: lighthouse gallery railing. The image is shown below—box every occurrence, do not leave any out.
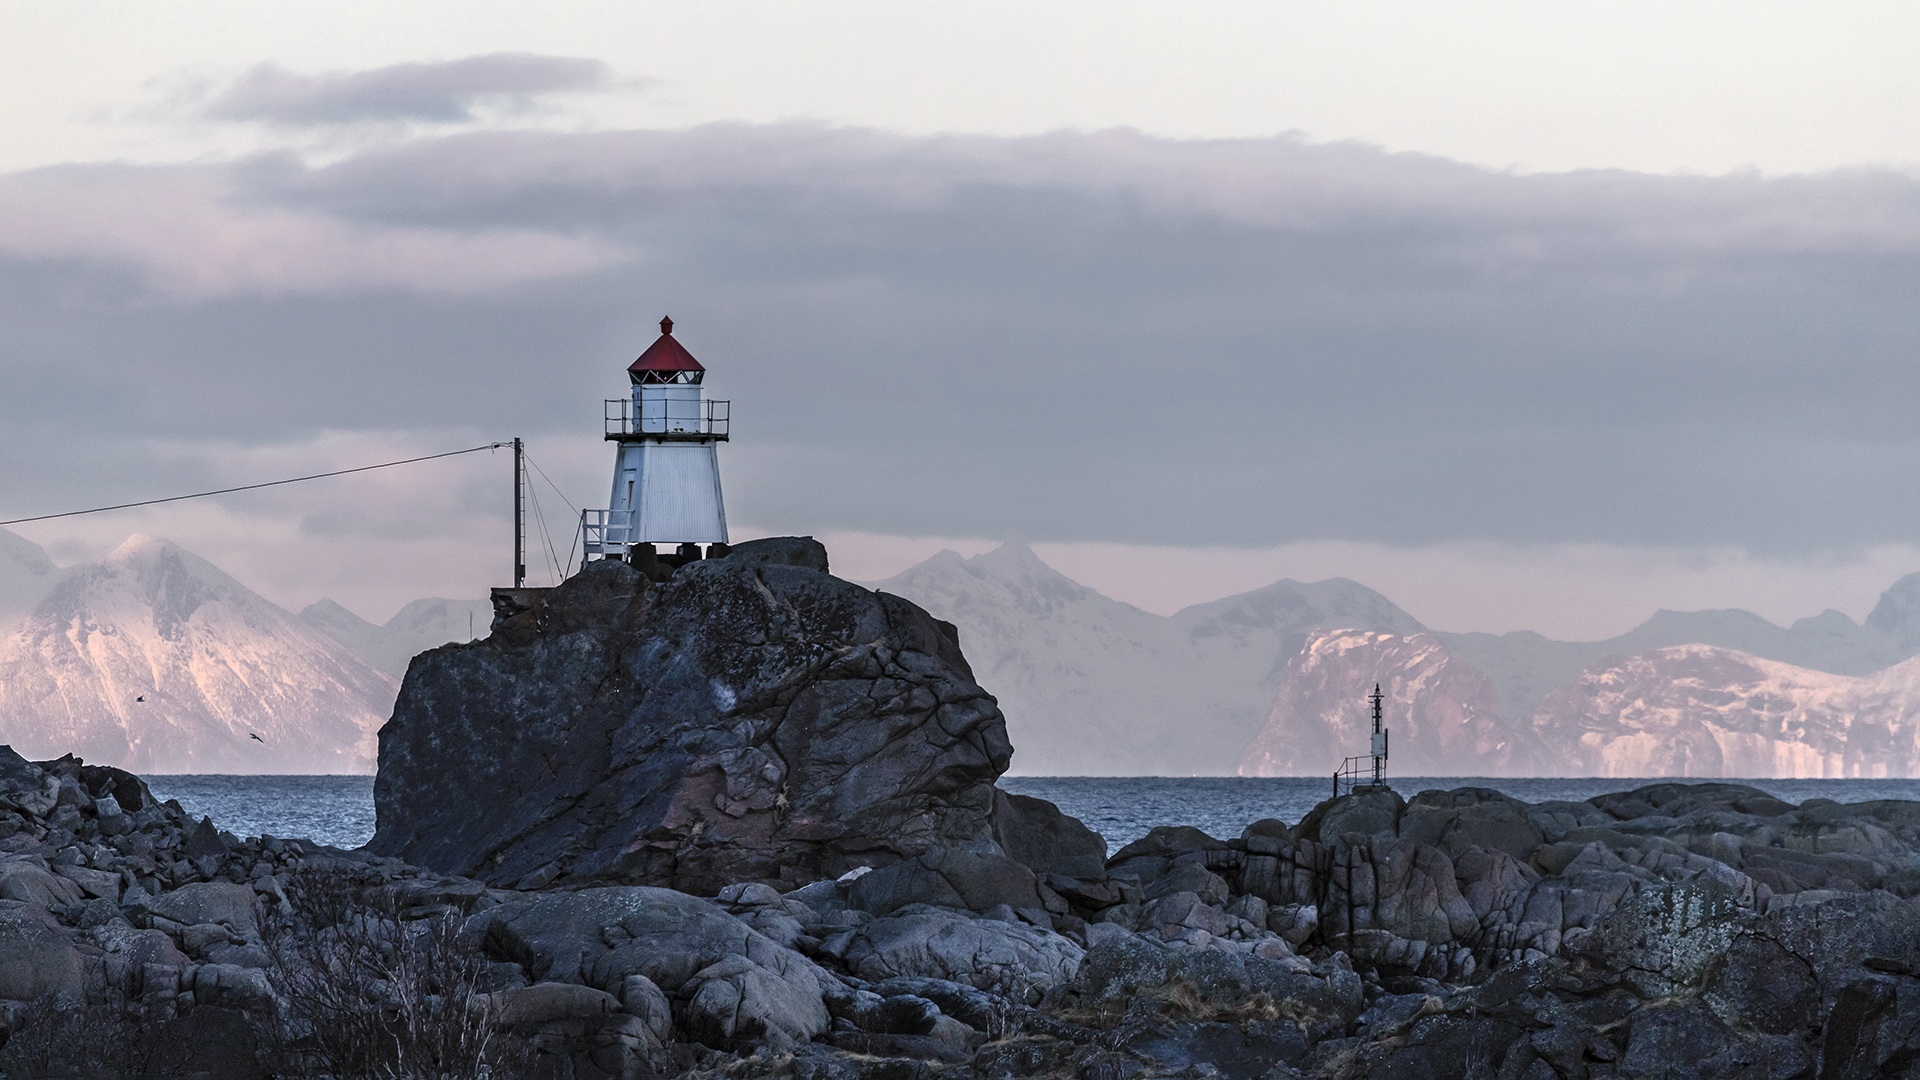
[604,398,730,437]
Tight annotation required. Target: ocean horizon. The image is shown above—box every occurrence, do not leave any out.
[143,774,1920,857]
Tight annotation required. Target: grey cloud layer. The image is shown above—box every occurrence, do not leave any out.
[0,124,1916,552]
[201,54,614,125]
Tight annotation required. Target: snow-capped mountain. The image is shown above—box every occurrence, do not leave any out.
[0,534,397,773]
[1533,643,1920,778]
[1434,580,1920,726]
[8,525,1919,779]
[299,596,490,679]
[1238,629,1546,778]
[1240,627,1920,780]
[880,544,1920,778]
[869,542,1425,775]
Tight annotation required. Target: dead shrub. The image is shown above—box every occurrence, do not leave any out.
[262,864,523,1078]
[0,990,208,1078]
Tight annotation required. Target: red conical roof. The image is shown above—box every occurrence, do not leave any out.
[628,316,705,375]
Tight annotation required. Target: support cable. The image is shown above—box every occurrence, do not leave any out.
[522,450,582,579]
[525,479,563,586]
[521,453,579,516]
[0,443,509,526]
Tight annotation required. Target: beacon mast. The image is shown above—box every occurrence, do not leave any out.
[582,317,731,572]
[1333,683,1391,797]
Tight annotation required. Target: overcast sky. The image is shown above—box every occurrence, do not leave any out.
[2,2,1918,637]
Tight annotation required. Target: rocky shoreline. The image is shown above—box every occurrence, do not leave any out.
[3,542,1920,1078]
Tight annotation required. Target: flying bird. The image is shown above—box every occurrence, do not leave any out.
[249,733,264,743]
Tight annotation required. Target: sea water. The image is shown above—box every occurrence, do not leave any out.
[147,775,376,850]
[147,774,1920,856]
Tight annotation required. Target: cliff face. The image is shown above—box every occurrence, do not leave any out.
[368,554,1014,894]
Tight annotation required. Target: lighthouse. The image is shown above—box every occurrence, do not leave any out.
[582,317,730,568]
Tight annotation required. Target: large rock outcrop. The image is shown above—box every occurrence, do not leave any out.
[369,551,1016,894]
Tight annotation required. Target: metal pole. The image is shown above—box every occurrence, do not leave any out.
[513,437,525,588]
[1371,684,1384,786]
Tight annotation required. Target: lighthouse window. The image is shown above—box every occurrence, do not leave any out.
[637,370,703,385]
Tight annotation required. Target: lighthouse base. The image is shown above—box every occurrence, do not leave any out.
[602,541,735,582]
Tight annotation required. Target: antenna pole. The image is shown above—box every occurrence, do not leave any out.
[513,437,526,588]
[1371,683,1384,786]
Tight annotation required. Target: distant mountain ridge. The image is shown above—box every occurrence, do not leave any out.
[0,535,396,772]
[298,596,491,679]
[870,544,1429,775]
[1239,626,1920,779]
[875,542,1920,777]
[1432,579,1920,726]
[7,525,1920,778]
[0,528,493,774]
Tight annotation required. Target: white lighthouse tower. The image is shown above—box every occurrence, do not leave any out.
[582,317,730,568]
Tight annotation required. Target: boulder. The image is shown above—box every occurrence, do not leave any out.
[1351,1013,1532,1080]
[475,886,839,1050]
[716,882,815,949]
[0,747,54,817]
[1399,788,1544,862]
[371,554,1013,894]
[0,900,84,1000]
[1142,859,1232,907]
[1573,881,1753,998]
[1701,927,1821,1035]
[847,847,1047,919]
[990,789,1107,880]
[183,816,229,860]
[828,904,1084,1002]
[1117,1020,1310,1080]
[1620,1003,1737,1079]
[1140,890,1234,942]
[92,922,190,972]
[145,881,261,937]
[718,536,831,573]
[1298,787,1404,844]
[1069,930,1360,1026]
[617,973,673,1044]
[1106,825,1231,885]
[1109,825,1230,863]
[0,861,85,907]
[54,863,122,901]
[188,962,275,1007]
[868,975,1013,1036]
[488,982,621,1024]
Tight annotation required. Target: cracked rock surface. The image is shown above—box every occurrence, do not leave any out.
[369,553,1014,895]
